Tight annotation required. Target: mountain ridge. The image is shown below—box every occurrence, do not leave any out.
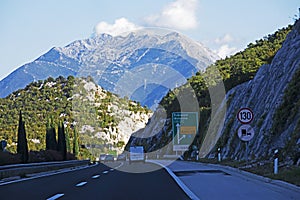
[0,31,218,109]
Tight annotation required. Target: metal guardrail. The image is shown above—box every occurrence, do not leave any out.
[0,160,90,179]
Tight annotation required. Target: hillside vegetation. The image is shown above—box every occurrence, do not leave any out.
[159,24,293,154]
[0,76,150,158]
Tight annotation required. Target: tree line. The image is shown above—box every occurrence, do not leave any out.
[17,110,79,163]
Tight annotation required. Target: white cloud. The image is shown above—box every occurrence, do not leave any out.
[145,0,198,30]
[95,18,141,36]
[215,34,234,44]
[213,34,238,58]
[215,44,237,59]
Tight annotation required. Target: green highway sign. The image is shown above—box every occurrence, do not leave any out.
[172,112,198,151]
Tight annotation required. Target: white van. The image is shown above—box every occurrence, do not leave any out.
[129,146,145,164]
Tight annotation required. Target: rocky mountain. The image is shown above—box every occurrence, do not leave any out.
[0,31,218,109]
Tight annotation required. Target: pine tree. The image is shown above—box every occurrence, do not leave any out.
[57,122,67,160]
[17,111,28,163]
[73,127,79,158]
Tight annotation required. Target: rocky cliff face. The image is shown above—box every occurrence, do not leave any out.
[206,20,300,163]
[72,79,152,154]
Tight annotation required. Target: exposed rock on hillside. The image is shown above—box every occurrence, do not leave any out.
[207,20,300,163]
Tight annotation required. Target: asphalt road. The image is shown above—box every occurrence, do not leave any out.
[0,161,190,200]
[156,160,300,200]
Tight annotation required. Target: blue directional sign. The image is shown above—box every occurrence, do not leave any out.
[172,112,198,151]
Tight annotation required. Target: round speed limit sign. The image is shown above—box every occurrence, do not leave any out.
[237,108,254,124]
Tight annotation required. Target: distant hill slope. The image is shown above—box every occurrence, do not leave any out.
[0,76,151,155]
[0,31,218,109]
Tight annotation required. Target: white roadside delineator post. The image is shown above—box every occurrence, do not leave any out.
[218,148,221,162]
[274,149,279,175]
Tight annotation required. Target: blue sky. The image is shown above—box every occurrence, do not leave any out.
[0,0,299,80]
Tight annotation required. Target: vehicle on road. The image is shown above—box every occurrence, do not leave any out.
[99,154,106,162]
[104,154,115,162]
[117,153,126,161]
[129,146,145,164]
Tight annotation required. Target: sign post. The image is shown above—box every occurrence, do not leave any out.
[172,112,198,152]
[237,108,254,164]
[237,124,255,163]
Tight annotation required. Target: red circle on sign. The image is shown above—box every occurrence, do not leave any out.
[237,108,254,124]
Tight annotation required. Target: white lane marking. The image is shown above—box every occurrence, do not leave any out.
[109,169,114,171]
[47,193,64,200]
[92,175,100,179]
[148,160,200,200]
[114,161,124,170]
[102,171,109,174]
[0,163,99,186]
[76,181,87,187]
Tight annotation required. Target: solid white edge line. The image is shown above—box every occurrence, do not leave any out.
[114,161,124,170]
[148,160,200,200]
[0,163,98,186]
[46,193,64,200]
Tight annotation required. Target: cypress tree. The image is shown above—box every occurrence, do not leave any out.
[57,122,67,160]
[73,127,79,158]
[46,117,57,151]
[65,127,71,153]
[17,111,28,163]
[45,118,51,150]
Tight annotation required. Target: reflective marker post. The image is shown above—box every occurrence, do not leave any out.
[218,148,221,162]
[274,149,279,175]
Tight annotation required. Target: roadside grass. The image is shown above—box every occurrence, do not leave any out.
[262,165,300,186]
[197,158,300,186]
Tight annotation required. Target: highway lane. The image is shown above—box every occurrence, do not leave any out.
[155,160,300,200]
[0,161,190,200]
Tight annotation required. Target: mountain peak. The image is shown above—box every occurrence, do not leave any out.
[0,31,218,108]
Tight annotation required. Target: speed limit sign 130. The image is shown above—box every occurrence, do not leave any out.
[237,108,254,124]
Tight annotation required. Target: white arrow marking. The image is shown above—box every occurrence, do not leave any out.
[178,135,186,143]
